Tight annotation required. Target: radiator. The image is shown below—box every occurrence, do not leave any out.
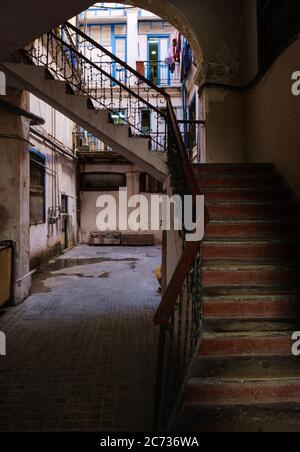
[0,242,12,307]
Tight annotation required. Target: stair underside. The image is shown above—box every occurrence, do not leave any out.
[1,62,168,181]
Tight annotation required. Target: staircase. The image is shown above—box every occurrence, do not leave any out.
[0,22,168,182]
[172,163,300,432]
[3,21,300,432]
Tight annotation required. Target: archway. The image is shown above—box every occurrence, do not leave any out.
[107,0,204,83]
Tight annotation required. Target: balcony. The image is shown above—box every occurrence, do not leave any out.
[136,61,181,88]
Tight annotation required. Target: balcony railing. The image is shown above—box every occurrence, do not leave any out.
[136,61,181,87]
[178,120,205,162]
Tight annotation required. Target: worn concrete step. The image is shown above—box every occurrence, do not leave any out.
[203,262,300,287]
[192,163,275,175]
[172,404,300,432]
[204,319,300,333]
[198,331,293,357]
[202,188,291,202]
[207,202,300,220]
[190,356,300,380]
[202,240,300,260]
[204,285,300,297]
[203,294,300,319]
[195,174,282,188]
[184,378,300,407]
[206,219,300,239]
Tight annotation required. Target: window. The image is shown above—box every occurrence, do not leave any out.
[139,21,173,35]
[81,173,126,191]
[140,173,163,193]
[30,152,46,225]
[258,0,300,71]
[109,110,126,125]
[141,110,151,134]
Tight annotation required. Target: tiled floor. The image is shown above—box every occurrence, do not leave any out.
[0,245,161,432]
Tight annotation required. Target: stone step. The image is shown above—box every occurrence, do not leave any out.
[185,378,300,407]
[207,202,300,220]
[199,331,293,357]
[202,262,300,287]
[204,285,300,296]
[206,220,300,239]
[191,163,275,175]
[190,356,300,381]
[172,403,300,432]
[202,188,291,202]
[204,319,300,333]
[203,294,300,319]
[202,240,300,260]
[195,174,282,188]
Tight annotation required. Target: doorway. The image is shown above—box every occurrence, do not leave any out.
[148,36,169,86]
[61,194,69,250]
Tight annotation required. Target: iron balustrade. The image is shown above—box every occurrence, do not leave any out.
[178,120,205,162]
[154,247,203,431]
[138,61,181,87]
[25,22,169,151]
[22,21,206,431]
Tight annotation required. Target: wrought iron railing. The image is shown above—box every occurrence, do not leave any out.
[151,98,207,431]
[136,61,181,87]
[153,247,203,430]
[24,21,168,151]
[178,120,205,162]
[22,21,206,431]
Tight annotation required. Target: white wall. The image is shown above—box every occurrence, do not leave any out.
[29,95,78,267]
[80,163,162,244]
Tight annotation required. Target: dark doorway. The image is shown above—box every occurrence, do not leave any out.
[61,194,69,250]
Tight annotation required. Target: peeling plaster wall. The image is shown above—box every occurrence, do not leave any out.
[0,88,31,304]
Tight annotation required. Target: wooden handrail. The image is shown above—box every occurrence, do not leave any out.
[154,98,209,326]
[166,97,200,197]
[153,241,201,326]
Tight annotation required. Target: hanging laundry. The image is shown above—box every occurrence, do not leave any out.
[164,42,176,73]
[181,38,193,80]
[174,33,182,62]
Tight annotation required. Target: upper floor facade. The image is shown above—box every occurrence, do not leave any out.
[77,3,182,89]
